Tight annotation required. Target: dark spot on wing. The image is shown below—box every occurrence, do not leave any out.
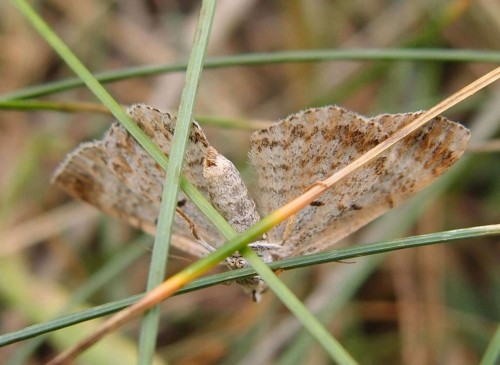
[351,204,362,210]
[310,200,325,207]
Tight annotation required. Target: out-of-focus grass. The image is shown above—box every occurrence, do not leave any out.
[0,1,499,364]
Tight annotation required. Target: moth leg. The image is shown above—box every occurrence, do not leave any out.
[175,207,216,253]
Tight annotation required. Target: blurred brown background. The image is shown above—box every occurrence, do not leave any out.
[0,1,499,364]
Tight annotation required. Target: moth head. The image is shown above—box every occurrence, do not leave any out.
[225,253,248,270]
[225,241,282,302]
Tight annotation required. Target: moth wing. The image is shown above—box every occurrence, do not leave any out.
[53,104,225,257]
[249,106,470,257]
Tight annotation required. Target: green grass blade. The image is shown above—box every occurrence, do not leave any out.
[6,243,146,365]
[275,257,382,365]
[479,325,500,365]
[2,224,494,348]
[8,0,231,248]
[0,99,268,130]
[1,49,499,101]
[7,0,173,177]
[241,247,358,365]
[269,224,500,270]
[0,252,148,365]
[12,1,492,363]
[136,1,216,364]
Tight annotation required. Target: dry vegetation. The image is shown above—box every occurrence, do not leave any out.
[0,1,499,364]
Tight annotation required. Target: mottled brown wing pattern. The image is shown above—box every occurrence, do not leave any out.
[103,105,224,246]
[249,106,470,258]
[53,104,224,257]
[53,141,159,235]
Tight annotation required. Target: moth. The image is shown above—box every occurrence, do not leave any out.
[53,104,470,301]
